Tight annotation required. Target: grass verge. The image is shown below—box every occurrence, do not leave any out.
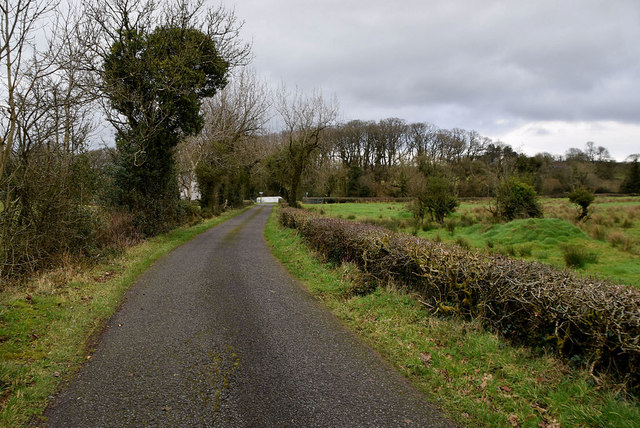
[0,207,249,427]
[265,207,640,427]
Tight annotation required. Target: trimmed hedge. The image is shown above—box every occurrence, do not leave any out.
[280,207,640,390]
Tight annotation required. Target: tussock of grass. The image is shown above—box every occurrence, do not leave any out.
[608,232,636,252]
[562,245,599,268]
[585,223,608,241]
[265,207,640,427]
[455,237,470,250]
[0,207,248,427]
[518,244,533,257]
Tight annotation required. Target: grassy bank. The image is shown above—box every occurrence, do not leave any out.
[265,207,640,427]
[304,197,640,286]
[0,207,248,427]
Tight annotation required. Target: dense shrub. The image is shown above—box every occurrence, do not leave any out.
[621,160,640,194]
[494,179,542,220]
[96,210,142,252]
[0,152,102,282]
[281,207,640,391]
[409,175,458,224]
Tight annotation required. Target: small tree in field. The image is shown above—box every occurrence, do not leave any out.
[410,174,458,225]
[493,178,542,221]
[568,187,594,220]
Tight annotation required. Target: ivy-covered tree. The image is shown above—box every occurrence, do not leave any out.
[102,24,229,234]
[81,0,250,235]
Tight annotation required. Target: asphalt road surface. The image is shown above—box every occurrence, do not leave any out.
[45,205,455,427]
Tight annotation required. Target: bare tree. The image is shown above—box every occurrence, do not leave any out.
[331,120,370,168]
[0,0,61,180]
[0,0,99,280]
[176,68,270,204]
[275,87,338,206]
[408,122,437,159]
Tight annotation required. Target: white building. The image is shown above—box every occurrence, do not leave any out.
[256,196,283,204]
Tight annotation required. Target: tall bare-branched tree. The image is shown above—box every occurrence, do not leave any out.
[0,0,59,180]
[0,0,97,279]
[177,68,270,208]
[274,87,338,206]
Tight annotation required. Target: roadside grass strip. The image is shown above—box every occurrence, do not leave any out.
[0,207,249,427]
[265,207,640,427]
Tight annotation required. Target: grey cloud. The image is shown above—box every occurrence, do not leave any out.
[232,0,640,135]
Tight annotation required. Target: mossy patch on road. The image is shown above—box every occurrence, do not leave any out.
[0,207,248,427]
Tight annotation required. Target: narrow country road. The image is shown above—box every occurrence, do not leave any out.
[44,206,455,427]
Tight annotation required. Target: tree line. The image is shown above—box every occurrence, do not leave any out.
[279,120,639,201]
[184,92,639,214]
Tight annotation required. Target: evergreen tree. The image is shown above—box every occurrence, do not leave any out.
[103,25,228,234]
[621,160,640,194]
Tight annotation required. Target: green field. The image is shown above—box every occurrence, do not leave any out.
[304,197,640,286]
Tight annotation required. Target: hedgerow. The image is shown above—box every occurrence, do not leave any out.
[280,207,640,391]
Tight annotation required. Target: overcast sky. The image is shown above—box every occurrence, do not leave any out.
[228,0,640,160]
